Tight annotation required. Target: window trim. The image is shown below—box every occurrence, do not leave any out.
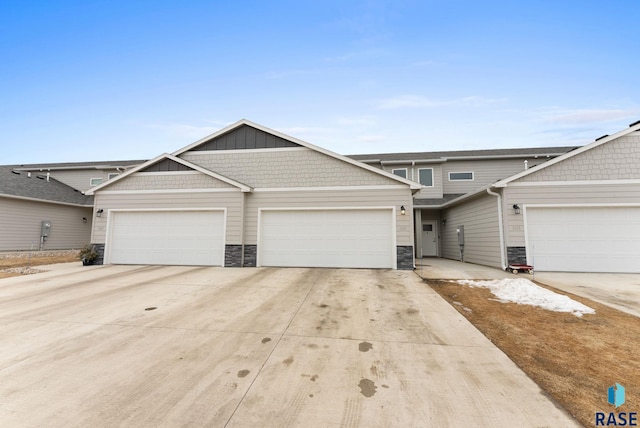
[391,168,408,179]
[107,173,119,180]
[418,168,434,187]
[448,171,474,181]
[90,177,103,186]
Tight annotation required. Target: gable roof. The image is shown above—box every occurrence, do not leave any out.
[85,153,251,195]
[348,146,578,164]
[0,165,93,206]
[173,119,422,190]
[493,120,640,187]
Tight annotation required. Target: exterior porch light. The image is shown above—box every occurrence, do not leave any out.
[512,204,521,215]
[400,205,406,215]
[96,209,104,218]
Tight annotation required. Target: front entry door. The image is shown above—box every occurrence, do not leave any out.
[421,221,437,257]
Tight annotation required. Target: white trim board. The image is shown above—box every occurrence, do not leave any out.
[505,179,640,187]
[253,185,408,192]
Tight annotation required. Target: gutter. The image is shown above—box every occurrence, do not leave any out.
[486,187,507,270]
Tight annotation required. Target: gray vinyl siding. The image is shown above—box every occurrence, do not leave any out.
[91,191,243,244]
[0,197,92,251]
[503,183,640,246]
[441,158,540,194]
[49,169,124,192]
[181,148,401,188]
[244,188,414,246]
[384,164,444,199]
[441,193,502,268]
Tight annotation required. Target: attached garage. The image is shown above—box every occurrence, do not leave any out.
[259,208,395,268]
[525,206,640,273]
[106,210,225,266]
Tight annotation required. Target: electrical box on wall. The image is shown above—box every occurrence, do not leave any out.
[41,220,52,239]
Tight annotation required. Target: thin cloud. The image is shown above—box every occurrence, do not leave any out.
[145,122,219,139]
[542,108,639,125]
[376,94,507,110]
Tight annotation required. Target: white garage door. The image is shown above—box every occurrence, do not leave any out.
[526,206,640,273]
[107,210,225,266]
[260,209,394,268]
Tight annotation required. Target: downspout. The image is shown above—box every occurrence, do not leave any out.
[239,191,246,267]
[486,187,507,270]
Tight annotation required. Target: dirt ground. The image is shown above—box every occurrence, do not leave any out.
[428,279,640,427]
[0,252,80,279]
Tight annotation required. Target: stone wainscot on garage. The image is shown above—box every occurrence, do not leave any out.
[86,120,421,269]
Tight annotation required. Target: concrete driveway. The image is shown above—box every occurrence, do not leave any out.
[417,258,640,318]
[0,265,578,427]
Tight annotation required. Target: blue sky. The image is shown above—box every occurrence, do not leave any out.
[2,0,638,164]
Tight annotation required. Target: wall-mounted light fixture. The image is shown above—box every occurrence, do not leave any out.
[512,204,521,215]
[442,219,447,225]
[96,209,104,218]
[82,217,87,223]
[400,205,406,215]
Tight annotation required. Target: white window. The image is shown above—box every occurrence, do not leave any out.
[418,168,434,187]
[90,178,103,186]
[107,173,119,180]
[448,172,474,181]
[392,168,407,179]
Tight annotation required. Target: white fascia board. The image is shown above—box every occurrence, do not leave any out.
[86,153,252,194]
[438,184,495,208]
[494,122,640,188]
[172,119,422,191]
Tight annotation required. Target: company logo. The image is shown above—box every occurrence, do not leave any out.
[596,383,637,427]
[609,384,626,408]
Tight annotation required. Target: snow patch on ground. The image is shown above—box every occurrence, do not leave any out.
[456,278,595,317]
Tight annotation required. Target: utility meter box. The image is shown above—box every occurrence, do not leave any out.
[41,220,52,239]
[456,225,464,246]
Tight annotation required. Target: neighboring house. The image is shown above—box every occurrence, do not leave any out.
[85,120,421,269]
[13,160,144,192]
[353,120,640,273]
[0,166,94,251]
[0,160,142,252]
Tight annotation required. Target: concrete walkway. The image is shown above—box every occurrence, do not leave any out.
[417,258,640,317]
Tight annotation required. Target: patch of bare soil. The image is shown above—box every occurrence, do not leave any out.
[428,279,640,427]
[0,252,80,279]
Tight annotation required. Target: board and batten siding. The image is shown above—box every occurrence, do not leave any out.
[91,191,243,244]
[0,197,92,251]
[503,183,640,246]
[441,193,502,268]
[244,188,414,246]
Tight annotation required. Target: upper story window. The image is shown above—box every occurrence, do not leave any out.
[418,168,434,187]
[392,168,408,179]
[448,172,474,181]
[90,178,103,186]
[107,173,119,180]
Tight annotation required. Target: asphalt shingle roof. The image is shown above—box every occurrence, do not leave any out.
[0,166,93,205]
[347,146,579,162]
[13,160,144,170]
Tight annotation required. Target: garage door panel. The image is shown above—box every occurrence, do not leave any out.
[108,211,224,266]
[527,207,640,273]
[261,209,394,269]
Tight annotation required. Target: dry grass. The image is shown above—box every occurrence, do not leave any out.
[428,279,639,427]
[0,253,80,279]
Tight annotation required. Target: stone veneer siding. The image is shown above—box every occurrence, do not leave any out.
[243,245,257,267]
[507,246,527,265]
[224,245,243,267]
[92,243,105,265]
[396,246,414,270]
